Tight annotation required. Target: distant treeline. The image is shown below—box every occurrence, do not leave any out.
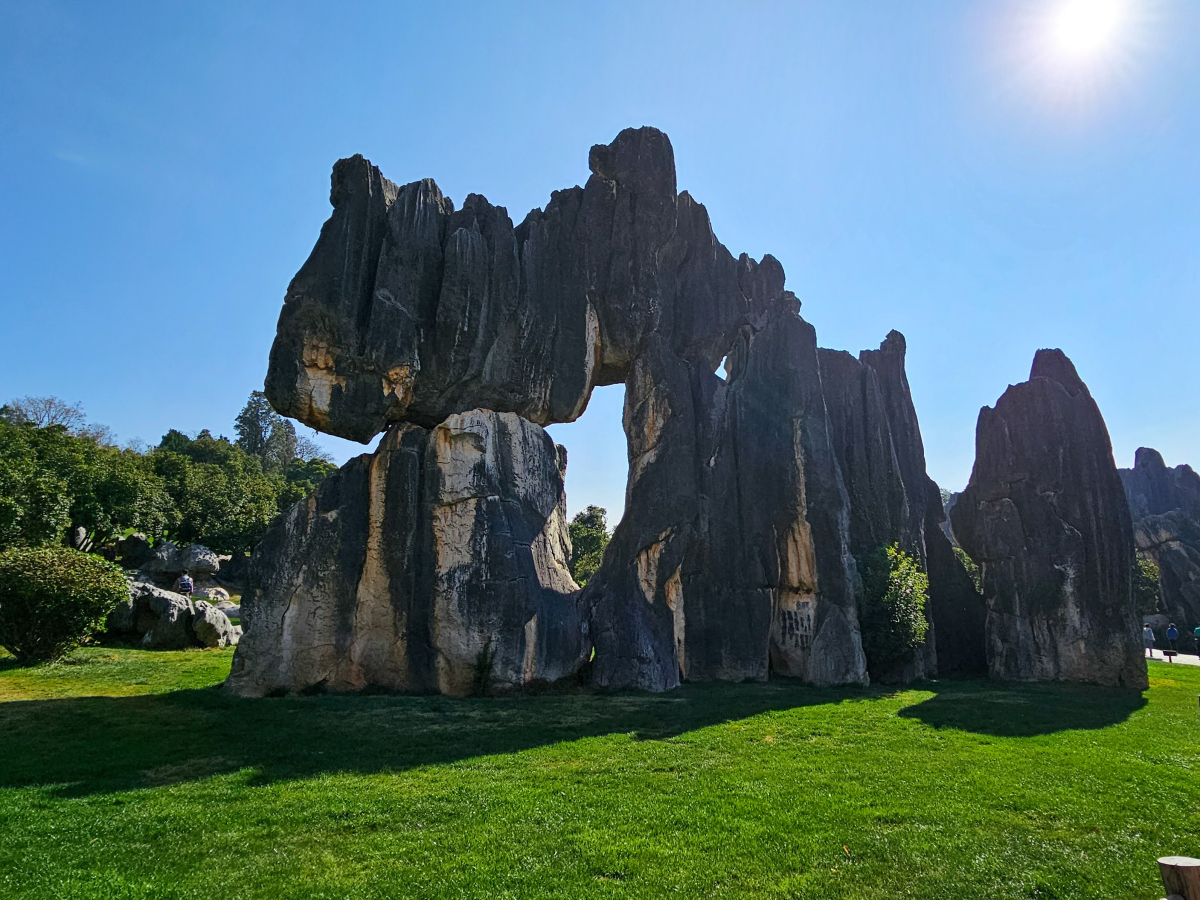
[0,393,337,555]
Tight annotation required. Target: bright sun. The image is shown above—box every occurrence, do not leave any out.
[1048,0,1127,63]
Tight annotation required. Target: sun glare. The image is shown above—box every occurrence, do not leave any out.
[1049,0,1126,63]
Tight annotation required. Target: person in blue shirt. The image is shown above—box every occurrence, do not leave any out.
[1166,622,1179,653]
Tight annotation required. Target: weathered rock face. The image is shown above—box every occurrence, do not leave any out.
[1121,450,1200,651]
[950,350,1146,688]
[107,581,239,650]
[138,541,220,579]
[1134,512,1200,644]
[236,126,877,695]
[815,332,988,681]
[1121,448,1200,522]
[586,270,868,691]
[226,410,584,697]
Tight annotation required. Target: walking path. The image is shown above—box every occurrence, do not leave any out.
[1146,649,1200,667]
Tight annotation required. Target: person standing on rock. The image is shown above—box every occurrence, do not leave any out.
[176,570,194,597]
[1144,624,1156,658]
[1166,623,1179,653]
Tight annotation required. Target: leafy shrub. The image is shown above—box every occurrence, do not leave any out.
[859,544,930,674]
[1133,556,1161,615]
[0,547,128,663]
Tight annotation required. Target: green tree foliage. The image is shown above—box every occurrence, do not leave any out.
[568,506,610,587]
[0,546,128,663]
[1,395,342,557]
[953,546,982,594]
[277,456,339,509]
[235,391,298,475]
[152,430,283,554]
[0,419,71,548]
[0,416,166,551]
[1133,556,1161,615]
[859,543,930,674]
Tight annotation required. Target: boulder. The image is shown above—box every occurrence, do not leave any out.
[179,544,220,576]
[226,410,585,697]
[191,601,239,648]
[116,533,153,569]
[195,586,231,604]
[127,581,196,650]
[950,350,1147,688]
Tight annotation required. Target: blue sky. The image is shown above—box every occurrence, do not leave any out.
[2,1,1197,520]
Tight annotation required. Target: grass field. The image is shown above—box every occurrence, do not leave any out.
[1,648,1197,899]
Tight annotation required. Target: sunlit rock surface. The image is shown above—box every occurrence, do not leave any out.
[226,411,584,697]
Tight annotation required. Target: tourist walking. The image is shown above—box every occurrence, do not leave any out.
[1167,623,1179,653]
[1194,624,1200,655]
[176,570,194,597]
[1144,624,1156,658]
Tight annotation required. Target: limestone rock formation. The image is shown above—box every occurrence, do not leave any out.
[1120,448,1200,650]
[240,126,1163,694]
[1121,447,1200,522]
[226,410,584,697]
[950,350,1146,688]
[107,580,239,650]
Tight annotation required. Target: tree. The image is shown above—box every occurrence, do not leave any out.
[153,430,281,553]
[3,396,114,444]
[3,396,88,431]
[859,543,930,675]
[0,418,167,551]
[1133,556,1161,615]
[295,430,334,463]
[0,420,71,549]
[568,506,610,587]
[235,391,296,475]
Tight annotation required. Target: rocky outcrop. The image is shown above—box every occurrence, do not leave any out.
[226,410,584,697]
[1120,450,1200,651]
[950,350,1146,688]
[138,541,220,579]
[244,126,1152,695]
[107,580,240,650]
[1121,448,1200,522]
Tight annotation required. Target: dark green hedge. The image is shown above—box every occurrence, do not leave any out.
[0,547,128,664]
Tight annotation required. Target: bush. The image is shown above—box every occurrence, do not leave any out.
[0,547,128,664]
[1133,556,1161,615]
[859,543,930,674]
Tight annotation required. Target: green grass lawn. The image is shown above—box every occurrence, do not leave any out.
[0,648,1197,899]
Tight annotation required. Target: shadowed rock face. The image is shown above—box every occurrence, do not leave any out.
[226,411,585,697]
[817,331,986,681]
[950,350,1146,689]
[1120,449,1200,647]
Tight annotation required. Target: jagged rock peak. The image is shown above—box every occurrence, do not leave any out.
[951,350,1146,689]
[1029,347,1086,396]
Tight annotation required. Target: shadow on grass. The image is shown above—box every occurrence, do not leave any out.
[0,679,861,797]
[897,679,1147,737]
[0,675,1148,798]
